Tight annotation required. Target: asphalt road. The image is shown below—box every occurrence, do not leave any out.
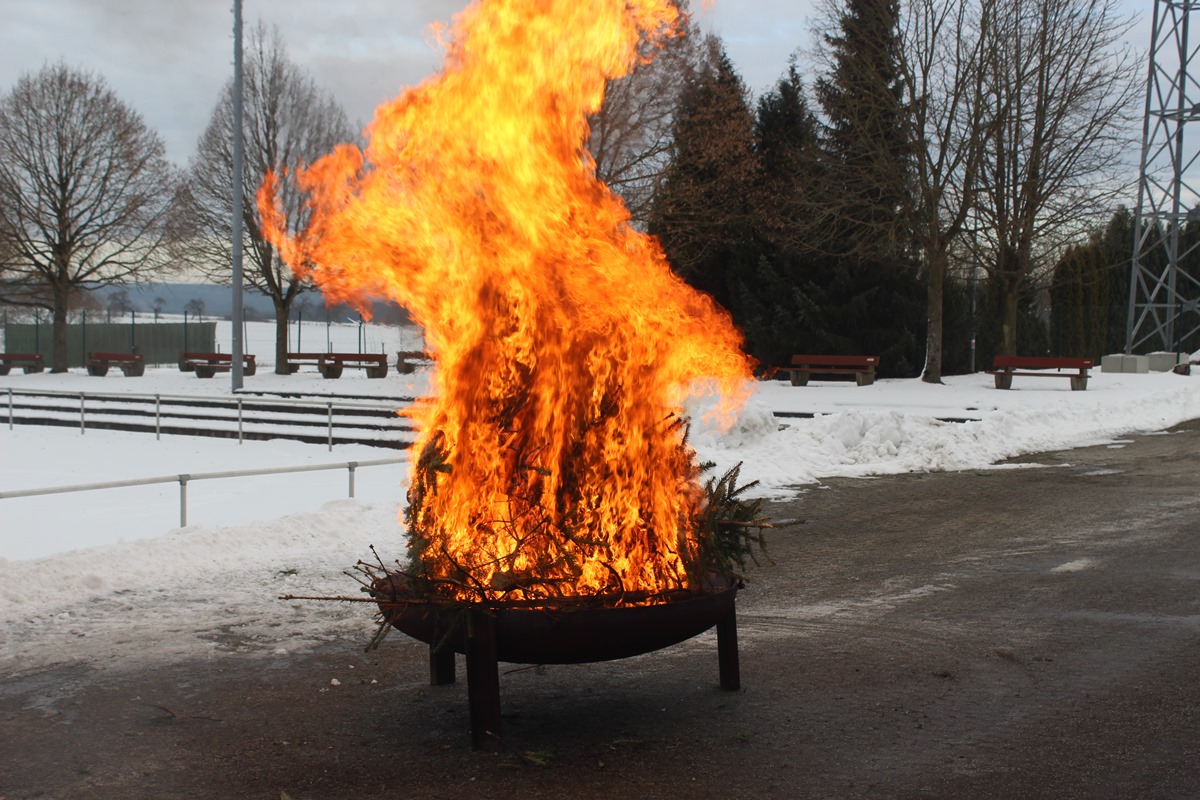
[3,421,1199,799]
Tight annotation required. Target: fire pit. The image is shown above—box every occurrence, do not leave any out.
[265,0,768,752]
[370,573,741,749]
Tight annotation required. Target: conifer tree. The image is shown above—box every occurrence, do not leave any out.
[648,37,758,315]
[804,0,925,376]
[814,0,912,259]
[730,64,823,368]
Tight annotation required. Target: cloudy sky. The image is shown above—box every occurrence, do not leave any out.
[0,0,819,166]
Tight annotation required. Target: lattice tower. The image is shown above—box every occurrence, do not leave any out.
[1126,0,1200,354]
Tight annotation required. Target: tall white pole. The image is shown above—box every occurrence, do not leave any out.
[230,0,246,390]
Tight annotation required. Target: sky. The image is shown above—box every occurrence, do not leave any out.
[3,319,1199,671]
[0,0,819,166]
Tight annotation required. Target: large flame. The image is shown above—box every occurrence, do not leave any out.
[260,0,752,601]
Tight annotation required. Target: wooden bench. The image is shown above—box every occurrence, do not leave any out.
[0,353,44,375]
[395,350,433,374]
[178,352,257,379]
[784,355,880,386]
[987,355,1093,391]
[86,351,145,377]
[284,352,388,379]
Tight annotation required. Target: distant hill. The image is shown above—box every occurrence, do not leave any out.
[88,283,410,325]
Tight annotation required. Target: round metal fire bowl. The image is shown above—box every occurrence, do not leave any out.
[376,580,738,665]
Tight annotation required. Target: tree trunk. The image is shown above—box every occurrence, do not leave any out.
[274,299,292,375]
[1001,280,1020,357]
[921,251,946,383]
[51,288,70,373]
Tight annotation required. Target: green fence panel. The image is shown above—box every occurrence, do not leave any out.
[2,321,217,367]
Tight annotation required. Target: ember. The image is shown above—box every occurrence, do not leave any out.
[260,0,759,603]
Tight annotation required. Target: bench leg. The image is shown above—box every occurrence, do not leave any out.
[320,364,344,379]
[717,605,740,691]
[856,371,875,387]
[790,371,809,387]
[430,644,456,685]
[1070,375,1088,391]
[195,365,216,379]
[87,365,108,377]
[993,373,1012,390]
[0,366,9,376]
[465,610,502,751]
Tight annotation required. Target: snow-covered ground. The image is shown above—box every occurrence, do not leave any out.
[3,320,1199,673]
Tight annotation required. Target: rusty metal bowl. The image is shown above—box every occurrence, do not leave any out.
[375,580,738,664]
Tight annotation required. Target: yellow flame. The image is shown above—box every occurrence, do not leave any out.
[261,0,751,600]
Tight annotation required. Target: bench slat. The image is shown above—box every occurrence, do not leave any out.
[785,354,880,387]
[284,352,388,379]
[86,352,144,377]
[0,353,44,375]
[988,355,1091,390]
[790,355,880,367]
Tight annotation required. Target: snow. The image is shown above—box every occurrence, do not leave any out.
[3,323,1199,672]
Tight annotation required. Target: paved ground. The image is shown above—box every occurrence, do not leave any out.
[3,421,1199,799]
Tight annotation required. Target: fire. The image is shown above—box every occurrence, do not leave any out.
[260,0,752,601]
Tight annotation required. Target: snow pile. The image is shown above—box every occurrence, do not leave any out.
[3,359,1199,673]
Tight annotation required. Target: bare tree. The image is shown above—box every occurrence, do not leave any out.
[897,0,995,382]
[969,0,1139,356]
[106,288,133,318]
[171,23,357,372]
[0,63,176,370]
[587,1,704,227]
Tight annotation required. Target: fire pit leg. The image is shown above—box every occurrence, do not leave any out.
[465,609,502,750]
[430,644,455,685]
[716,605,740,691]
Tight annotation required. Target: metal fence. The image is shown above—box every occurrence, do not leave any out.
[0,458,405,527]
[3,388,413,450]
[3,320,217,366]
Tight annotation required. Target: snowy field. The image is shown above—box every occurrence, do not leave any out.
[3,321,1200,673]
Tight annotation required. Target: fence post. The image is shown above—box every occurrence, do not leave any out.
[80,393,86,434]
[348,461,358,498]
[327,401,333,451]
[7,388,12,430]
[156,394,161,440]
[238,398,244,444]
[179,474,190,527]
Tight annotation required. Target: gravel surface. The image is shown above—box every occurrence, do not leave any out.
[3,422,1199,799]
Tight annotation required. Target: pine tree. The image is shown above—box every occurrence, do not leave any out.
[648,37,758,315]
[814,0,911,259]
[798,0,924,377]
[729,64,825,369]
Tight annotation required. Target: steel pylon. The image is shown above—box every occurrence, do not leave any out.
[1126,0,1200,355]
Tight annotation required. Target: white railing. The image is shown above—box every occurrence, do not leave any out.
[0,457,406,527]
[4,387,412,450]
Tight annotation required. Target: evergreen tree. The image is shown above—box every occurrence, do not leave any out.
[1050,208,1135,359]
[728,64,823,369]
[797,0,924,377]
[814,0,912,259]
[648,37,758,315]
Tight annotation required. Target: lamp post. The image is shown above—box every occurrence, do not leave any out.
[230,0,246,390]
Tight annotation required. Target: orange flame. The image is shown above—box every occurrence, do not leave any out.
[260,0,751,600]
